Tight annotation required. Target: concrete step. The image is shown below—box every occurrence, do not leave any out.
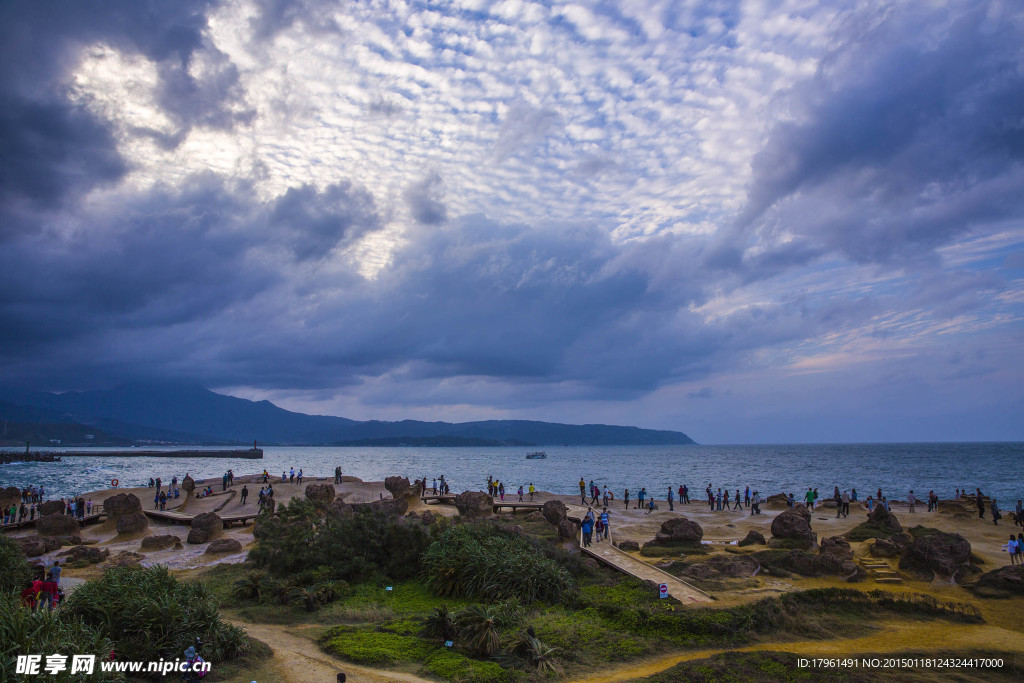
[874,577,903,583]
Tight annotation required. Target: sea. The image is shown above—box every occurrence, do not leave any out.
[1,442,1021,505]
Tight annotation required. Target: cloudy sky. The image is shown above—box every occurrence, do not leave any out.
[1,0,1022,443]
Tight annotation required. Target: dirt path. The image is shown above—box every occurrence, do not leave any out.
[568,621,1024,682]
[225,620,432,683]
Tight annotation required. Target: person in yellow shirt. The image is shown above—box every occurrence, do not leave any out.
[528,483,535,501]
[579,478,586,504]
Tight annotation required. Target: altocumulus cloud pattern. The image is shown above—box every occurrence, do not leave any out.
[0,0,1021,443]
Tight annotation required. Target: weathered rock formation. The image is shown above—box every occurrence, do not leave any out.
[101,551,144,569]
[870,539,900,558]
[652,517,704,544]
[57,545,109,566]
[181,475,196,494]
[819,536,853,561]
[616,540,640,551]
[36,513,78,536]
[971,565,1024,598]
[899,528,971,582]
[186,512,224,544]
[384,476,424,503]
[103,492,149,534]
[769,505,816,549]
[867,505,903,534]
[542,500,568,526]
[454,491,493,518]
[558,518,578,540]
[738,530,766,547]
[39,500,65,516]
[16,536,65,557]
[205,538,243,554]
[681,554,759,579]
[140,535,183,551]
[305,483,336,506]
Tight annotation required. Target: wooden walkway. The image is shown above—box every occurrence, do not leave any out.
[566,505,713,605]
[1,513,105,532]
[143,509,258,527]
[492,501,544,512]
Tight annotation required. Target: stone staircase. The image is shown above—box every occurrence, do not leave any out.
[859,559,903,584]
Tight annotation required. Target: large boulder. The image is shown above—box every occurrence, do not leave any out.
[936,498,977,517]
[419,510,436,526]
[36,513,78,536]
[616,540,640,551]
[841,561,868,583]
[181,475,196,494]
[101,551,144,569]
[765,493,790,508]
[205,538,243,554]
[454,491,493,518]
[754,549,845,577]
[186,512,224,544]
[57,545,109,566]
[870,539,900,558]
[971,565,1024,598]
[890,532,914,551]
[681,554,759,579]
[899,528,971,582]
[140,535,182,551]
[867,505,903,534]
[819,536,853,561]
[39,500,65,516]
[542,500,568,525]
[738,530,767,547]
[116,512,149,534]
[0,486,20,509]
[653,517,704,544]
[305,483,336,506]
[558,518,578,540]
[384,476,424,503]
[769,506,816,549]
[103,493,143,520]
[16,536,64,557]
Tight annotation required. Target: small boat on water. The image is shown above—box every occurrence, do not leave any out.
[525,451,547,459]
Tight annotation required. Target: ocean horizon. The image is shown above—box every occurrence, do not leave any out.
[2,441,1021,506]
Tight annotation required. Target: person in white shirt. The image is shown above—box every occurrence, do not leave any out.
[1006,535,1019,565]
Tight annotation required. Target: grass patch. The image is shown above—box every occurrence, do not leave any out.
[640,542,707,557]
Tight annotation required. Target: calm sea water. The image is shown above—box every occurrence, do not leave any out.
[1,442,1021,506]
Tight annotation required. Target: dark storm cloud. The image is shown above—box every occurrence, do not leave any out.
[404,173,447,225]
[737,2,1024,268]
[271,182,380,260]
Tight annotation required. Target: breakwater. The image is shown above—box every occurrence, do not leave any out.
[59,448,263,459]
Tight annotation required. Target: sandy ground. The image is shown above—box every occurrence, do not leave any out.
[11,474,1023,681]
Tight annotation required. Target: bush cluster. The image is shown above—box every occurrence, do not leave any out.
[421,523,576,603]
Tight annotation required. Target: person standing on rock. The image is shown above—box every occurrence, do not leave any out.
[835,489,843,517]
[297,469,303,485]
[1016,500,1023,527]
[841,490,850,518]
[744,486,750,507]
[528,483,535,501]
[706,484,713,509]
[976,488,986,519]
[637,487,646,510]
[623,488,629,509]
[991,498,1001,525]
[667,486,674,511]
[751,491,761,515]
[805,488,815,510]
[240,485,248,505]
[1006,534,1018,565]
[734,489,742,510]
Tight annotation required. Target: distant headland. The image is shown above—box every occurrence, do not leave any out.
[0,382,696,447]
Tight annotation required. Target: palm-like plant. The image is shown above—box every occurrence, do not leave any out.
[421,604,457,642]
[457,604,501,657]
[506,630,560,673]
[233,570,265,601]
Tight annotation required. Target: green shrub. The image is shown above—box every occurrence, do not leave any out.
[424,649,512,682]
[249,500,431,583]
[63,565,250,664]
[319,627,434,665]
[0,594,121,683]
[0,536,32,595]
[422,523,576,603]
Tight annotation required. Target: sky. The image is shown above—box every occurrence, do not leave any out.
[1,0,1022,444]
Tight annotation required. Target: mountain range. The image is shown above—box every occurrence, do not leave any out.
[0,382,696,447]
